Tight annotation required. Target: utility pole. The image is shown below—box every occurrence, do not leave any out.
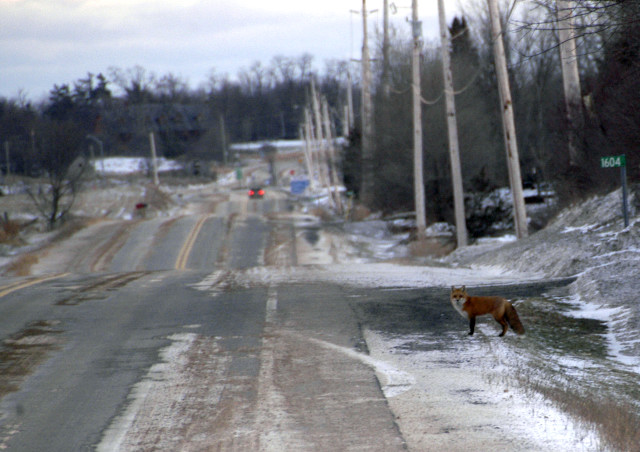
[359,0,375,206]
[556,0,583,166]
[311,79,334,209]
[438,0,468,247]
[219,114,228,166]
[343,105,350,139]
[382,0,391,97]
[4,141,9,177]
[148,131,160,186]
[487,0,528,238]
[412,0,427,241]
[323,98,344,213]
[300,125,315,187]
[346,71,355,132]
[303,109,317,190]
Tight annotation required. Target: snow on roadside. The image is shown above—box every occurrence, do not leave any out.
[365,329,602,452]
[194,262,544,295]
[563,294,640,371]
[304,262,528,287]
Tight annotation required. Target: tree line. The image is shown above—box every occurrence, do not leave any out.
[346,0,639,227]
[0,0,637,230]
[0,55,348,175]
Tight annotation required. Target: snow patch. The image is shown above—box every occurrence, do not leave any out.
[563,295,640,370]
[193,263,544,295]
[97,333,197,452]
[306,336,415,398]
[92,157,183,175]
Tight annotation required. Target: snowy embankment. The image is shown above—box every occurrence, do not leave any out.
[446,187,640,368]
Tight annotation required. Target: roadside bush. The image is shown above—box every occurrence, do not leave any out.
[0,218,21,244]
[465,190,513,239]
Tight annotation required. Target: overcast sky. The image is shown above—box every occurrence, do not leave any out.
[1,0,464,101]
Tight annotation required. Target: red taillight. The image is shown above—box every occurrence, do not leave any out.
[249,190,255,196]
[258,189,265,196]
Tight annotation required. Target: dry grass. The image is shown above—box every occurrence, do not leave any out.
[1,218,89,276]
[348,205,371,222]
[408,237,456,258]
[308,207,335,222]
[495,363,640,451]
[525,380,640,451]
[0,219,22,245]
[143,183,175,211]
[4,253,39,276]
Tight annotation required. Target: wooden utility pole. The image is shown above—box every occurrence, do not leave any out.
[382,0,391,97]
[556,0,583,166]
[304,109,317,190]
[300,125,315,187]
[310,80,334,209]
[4,141,9,177]
[148,131,160,186]
[438,0,468,247]
[322,98,344,213]
[347,71,355,132]
[343,105,350,139]
[359,0,375,206]
[219,114,228,166]
[487,0,528,238]
[412,0,427,240]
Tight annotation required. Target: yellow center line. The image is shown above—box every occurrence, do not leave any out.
[175,216,209,270]
[0,273,70,298]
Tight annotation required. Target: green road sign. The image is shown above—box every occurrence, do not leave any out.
[600,155,626,168]
[600,154,629,227]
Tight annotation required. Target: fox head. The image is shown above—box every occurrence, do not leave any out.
[450,286,468,317]
[450,286,467,301]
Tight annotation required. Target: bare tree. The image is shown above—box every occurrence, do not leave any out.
[270,55,297,84]
[108,65,156,104]
[155,73,190,103]
[27,120,87,230]
[296,53,315,82]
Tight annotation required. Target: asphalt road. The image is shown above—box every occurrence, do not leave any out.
[0,187,579,451]
[0,189,405,451]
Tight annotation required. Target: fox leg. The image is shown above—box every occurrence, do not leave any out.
[469,317,476,335]
[496,316,509,337]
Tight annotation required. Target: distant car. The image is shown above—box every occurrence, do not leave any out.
[248,187,265,199]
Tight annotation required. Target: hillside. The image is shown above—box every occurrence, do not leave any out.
[447,186,640,364]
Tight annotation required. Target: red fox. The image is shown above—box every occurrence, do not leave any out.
[450,286,525,337]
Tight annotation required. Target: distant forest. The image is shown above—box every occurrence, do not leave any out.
[0,0,638,219]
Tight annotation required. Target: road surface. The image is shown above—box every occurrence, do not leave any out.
[0,186,583,451]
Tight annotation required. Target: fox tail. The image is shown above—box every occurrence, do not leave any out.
[506,304,525,335]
